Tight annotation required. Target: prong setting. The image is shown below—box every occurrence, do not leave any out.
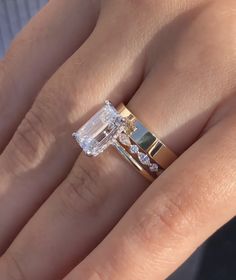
[105,100,112,106]
[72,101,165,180]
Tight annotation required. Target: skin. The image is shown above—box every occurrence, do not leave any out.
[0,0,235,279]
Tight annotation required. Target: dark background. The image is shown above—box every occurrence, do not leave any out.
[0,1,236,279]
[169,218,236,280]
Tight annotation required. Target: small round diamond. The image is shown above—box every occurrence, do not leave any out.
[130,145,139,154]
[149,163,159,173]
[138,152,151,166]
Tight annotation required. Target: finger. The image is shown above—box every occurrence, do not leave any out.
[1,1,235,279]
[0,0,99,151]
[64,105,236,280]
[0,0,148,253]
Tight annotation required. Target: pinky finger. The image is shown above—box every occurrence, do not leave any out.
[64,111,236,280]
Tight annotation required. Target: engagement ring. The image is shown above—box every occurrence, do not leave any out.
[72,101,177,181]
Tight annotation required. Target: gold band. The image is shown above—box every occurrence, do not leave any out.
[113,141,155,182]
[117,103,177,169]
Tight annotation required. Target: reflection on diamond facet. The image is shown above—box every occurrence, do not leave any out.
[130,145,139,154]
[73,102,124,156]
[138,152,151,166]
[119,133,131,146]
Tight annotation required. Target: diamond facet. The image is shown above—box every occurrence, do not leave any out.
[130,145,139,154]
[149,163,159,172]
[119,133,131,146]
[73,102,124,156]
[138,152,151,166]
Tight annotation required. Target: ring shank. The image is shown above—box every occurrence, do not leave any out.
[113,141,155,182]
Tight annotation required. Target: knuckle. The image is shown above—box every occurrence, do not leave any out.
[132,195,193,247]
[9,108,51,169]
[60,161,106,215]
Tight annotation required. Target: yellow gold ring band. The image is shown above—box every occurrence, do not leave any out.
[117,103,177,169]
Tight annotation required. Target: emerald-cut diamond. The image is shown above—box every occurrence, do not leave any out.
[72,101,124,156]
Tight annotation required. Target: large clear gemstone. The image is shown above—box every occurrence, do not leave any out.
[73,102,124,156]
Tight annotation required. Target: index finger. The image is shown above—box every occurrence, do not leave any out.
[0,0,99,151]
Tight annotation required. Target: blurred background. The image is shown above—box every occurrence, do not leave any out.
[0,0,47,56]
[0,0,235,279]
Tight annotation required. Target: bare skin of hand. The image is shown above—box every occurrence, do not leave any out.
[0,0,236,279]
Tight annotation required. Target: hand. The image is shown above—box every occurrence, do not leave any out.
[0,0,235,279]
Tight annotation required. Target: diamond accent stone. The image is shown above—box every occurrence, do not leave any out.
[138,152,151,166]
[119,133,131,146]
[130,145,139,154]
[73,101,124,156]
[149,163,159,173]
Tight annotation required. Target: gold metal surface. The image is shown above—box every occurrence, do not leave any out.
[117,103,177,169]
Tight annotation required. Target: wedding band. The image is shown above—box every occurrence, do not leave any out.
[117,104,177,169]
[113,141,155,182]
[72,100,177,182]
